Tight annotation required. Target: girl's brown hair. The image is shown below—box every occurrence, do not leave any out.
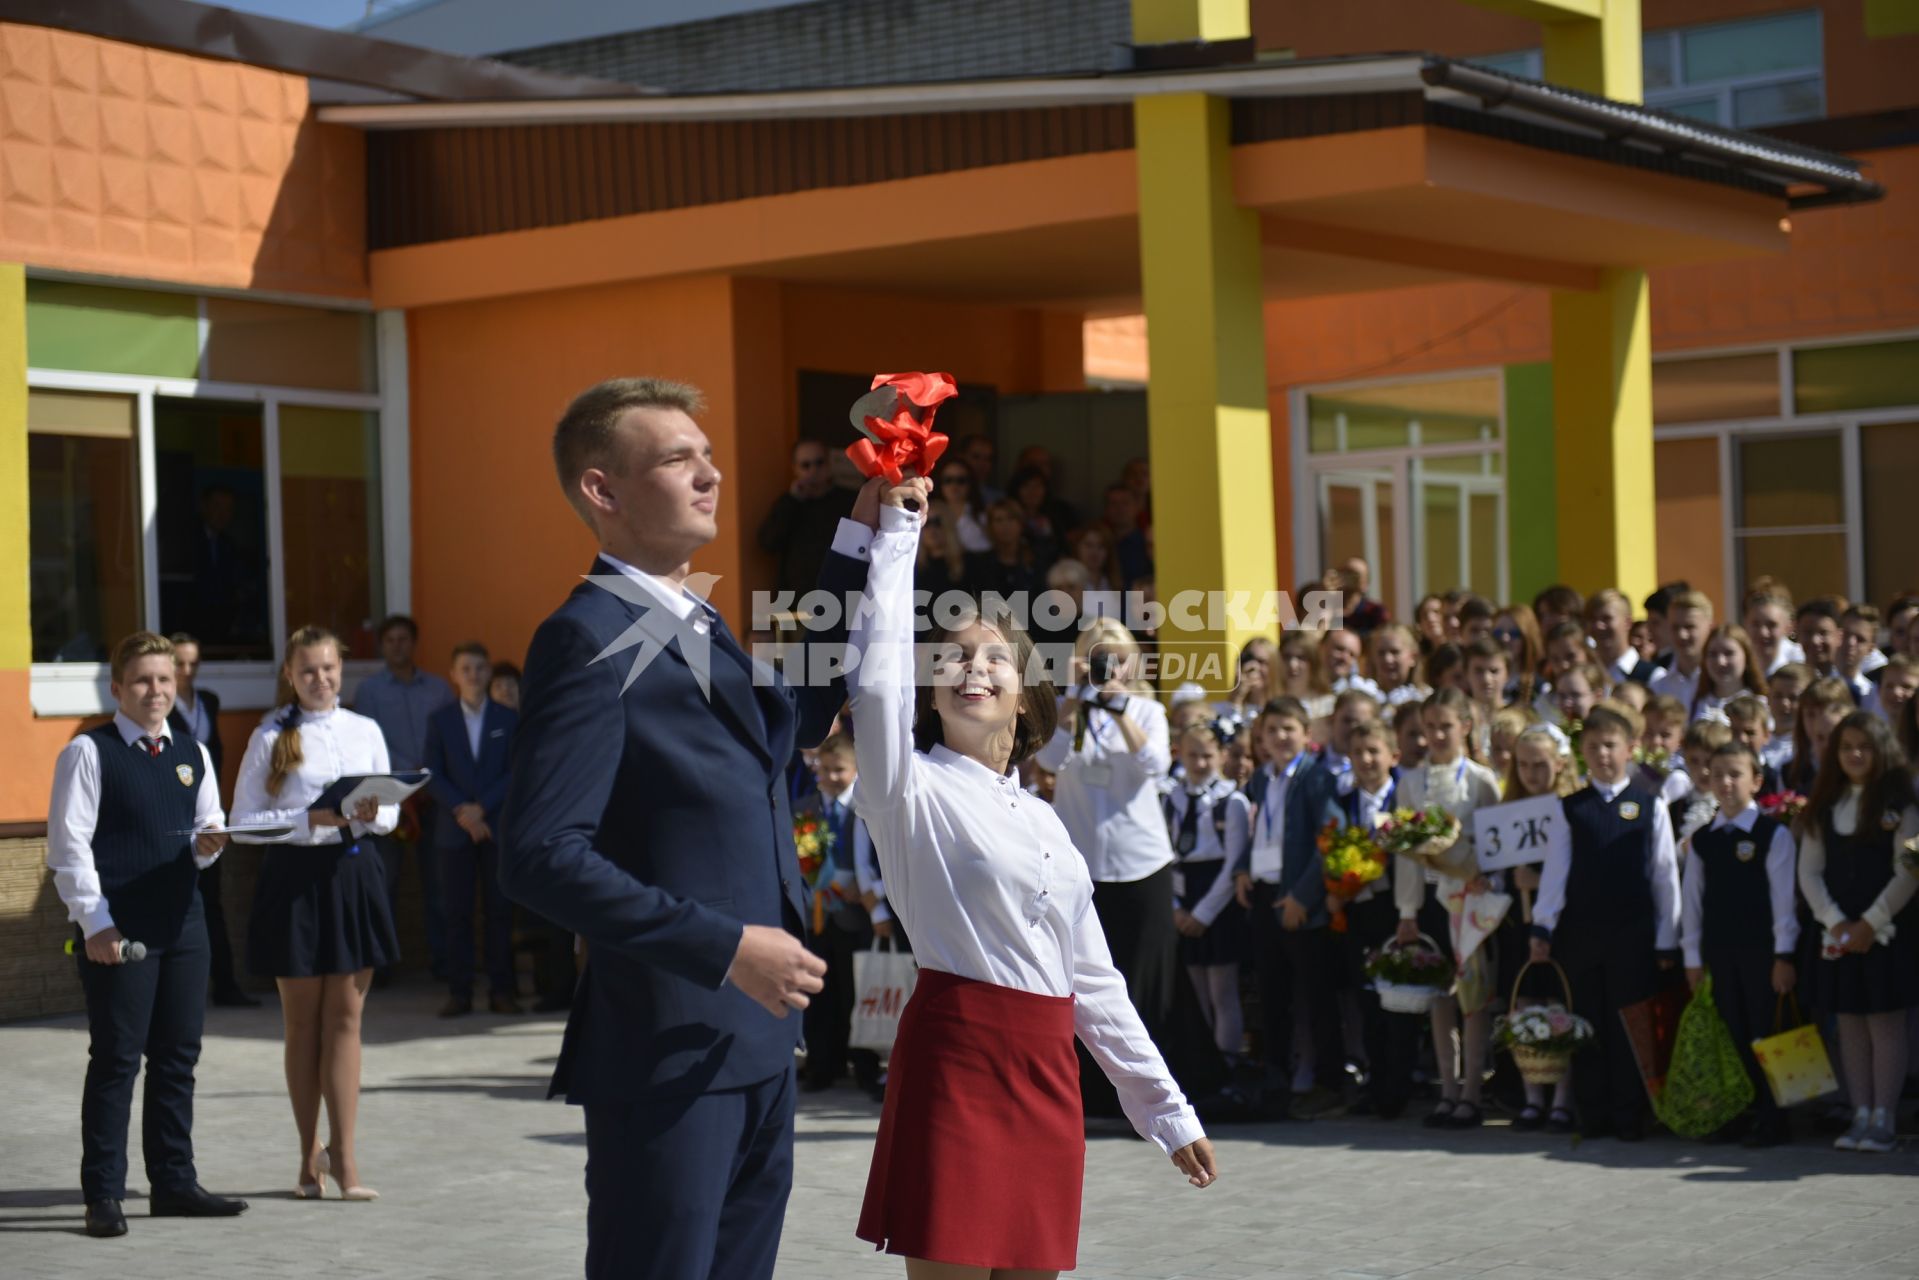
[1797,711,1912,840]
[1278,630,1331,696]
[1790,675,1855,780]
[1696,622,1767,715]
[267,625,344,797]
[911,597,1059,768]
[1506,723,1579,799]
[1420,685,1480,760]
[1495,603,1545,705]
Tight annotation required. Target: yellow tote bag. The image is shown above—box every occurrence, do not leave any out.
[1750,994,1838,1107]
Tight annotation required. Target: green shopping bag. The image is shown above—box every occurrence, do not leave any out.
[1651,973,1755,1138]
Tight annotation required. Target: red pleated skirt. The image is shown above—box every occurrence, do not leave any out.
[857,968,1084,1270]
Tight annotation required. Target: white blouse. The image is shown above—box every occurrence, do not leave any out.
[845,508,1203,1156]
[230,704,401,845]
[1391,755,1505,920]
[1796,786,1919,936]
[1035,682,1176,885]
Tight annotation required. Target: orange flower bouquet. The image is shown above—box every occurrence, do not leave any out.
[1318,819,1389,933]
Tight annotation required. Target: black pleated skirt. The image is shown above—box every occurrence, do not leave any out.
[1175,859,1247,966]
[247,839,399,978]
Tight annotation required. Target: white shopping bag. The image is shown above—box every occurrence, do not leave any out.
[849,939,918,1053]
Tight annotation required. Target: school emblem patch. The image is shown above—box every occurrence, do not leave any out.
[1619,801,1641,820]
[176,764,194,787]
[1736,840,1757,861]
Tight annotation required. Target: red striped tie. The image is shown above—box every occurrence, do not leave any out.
[143,736,163,758]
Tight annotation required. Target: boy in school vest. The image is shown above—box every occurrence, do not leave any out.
[1681,742,1799,1146]
[45,632,248,1237]
[1530,702,1682,1141]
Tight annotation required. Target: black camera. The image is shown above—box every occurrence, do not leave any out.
[1088,647,1121,687]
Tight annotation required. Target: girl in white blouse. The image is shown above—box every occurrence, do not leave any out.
[1793,712,1919,1154]
[231,625,399,1203]
[1392,687,1506,1130]
[847,477,1213,1278]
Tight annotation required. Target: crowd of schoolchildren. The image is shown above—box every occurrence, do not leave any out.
[794,573,1919,1153]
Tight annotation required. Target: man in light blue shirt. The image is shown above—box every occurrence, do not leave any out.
[354,614,455,981]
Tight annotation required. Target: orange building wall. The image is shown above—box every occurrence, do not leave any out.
[1255,0,1919,118]
[403,275,1088,672]
[0,22,366,298]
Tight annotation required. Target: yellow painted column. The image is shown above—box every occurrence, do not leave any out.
[1134,76,1280,690]
[0,263,28,671]
[1541,1,1657,602]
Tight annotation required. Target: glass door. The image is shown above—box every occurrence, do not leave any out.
[1317,467,1400,620]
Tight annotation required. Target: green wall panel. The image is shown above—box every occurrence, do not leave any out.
[25,280,198,378]
[1504,361,1557,603]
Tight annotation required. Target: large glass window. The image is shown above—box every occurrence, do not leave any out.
[1733,433,1849,601]
[1652,352,1780,423]
[1305,374,1505,618]
[1471,9,1823,128]
[1793,339,1919,415]
[25,281,388,709]
[1862,423,1919,608]
[27,390,141,663]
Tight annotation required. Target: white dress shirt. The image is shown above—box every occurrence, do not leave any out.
[1532,774,1682,950]
[1761,734,1794,772]
[846,507,1203,1156]
[1035,680,1176,886]
[1796,786,1919,938]
[1164,775,1251,927]
[1680,802,1799,968]
[229,704,401,844]
[46,712,225,938]
[1764,638,1805,676]
[1248,753,1309,883]
[460,697,487,759]
[1651,664,1702,710]
[598,551,711,629]
[1392,755,1504,919]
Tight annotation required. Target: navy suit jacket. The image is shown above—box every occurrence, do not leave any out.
[424,698,517,848]
[500,546,866,1103]
[167,687,222,781]
[1281,755,1342,927]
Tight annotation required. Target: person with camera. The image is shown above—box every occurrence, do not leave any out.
[1035,620,1210,1111]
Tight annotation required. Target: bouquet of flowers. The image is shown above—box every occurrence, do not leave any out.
[1634,746,1683,779]
[793,814,837,883]
[1758,790,1807,823]
[1377,807,1463,868]
[1318,820,1389,933]
[1492,1004,1594,1056]
[1563,718,1589,778]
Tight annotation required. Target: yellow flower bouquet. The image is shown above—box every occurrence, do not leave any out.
[1318,819,1388,933]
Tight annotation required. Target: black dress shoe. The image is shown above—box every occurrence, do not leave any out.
[438,995,473,1018]
[85,1199,127,1237]
[211,987,261,1008]
[149,1183,247,1217]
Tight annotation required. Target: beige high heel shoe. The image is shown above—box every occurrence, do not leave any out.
[319,1147,380,1202]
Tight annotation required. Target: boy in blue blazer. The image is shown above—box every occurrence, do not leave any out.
[426,642,520,1016]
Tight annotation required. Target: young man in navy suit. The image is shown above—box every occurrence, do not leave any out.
[165,633,255,1008]
[500,377,873,1280]
[426,642,520,1017]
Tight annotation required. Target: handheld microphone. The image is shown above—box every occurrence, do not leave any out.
[64,938,148,962]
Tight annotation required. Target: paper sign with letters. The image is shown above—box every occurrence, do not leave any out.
[1472,792,1569,872]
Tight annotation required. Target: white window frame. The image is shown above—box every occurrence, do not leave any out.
[1650,327,1919,612]
[25,308,410,717]
[1291,366,1510,623]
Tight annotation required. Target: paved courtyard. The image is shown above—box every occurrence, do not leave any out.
[3,981,1916,1280]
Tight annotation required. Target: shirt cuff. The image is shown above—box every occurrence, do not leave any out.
[1863,904,1895,936]
[1683,945,1702,968]
[79,906,117,939]
[877,504,919,535]
[830,518,875,560]
[1149,1110,1206,1158]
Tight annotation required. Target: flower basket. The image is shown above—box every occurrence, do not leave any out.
[1364,934,1451,1015]
[1494,961,1593,1086]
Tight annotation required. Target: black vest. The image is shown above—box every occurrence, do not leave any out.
[86,723,202,949]
[1693,814,1784,954]
[1821,802,1909,921]
[1557,782,1659,958]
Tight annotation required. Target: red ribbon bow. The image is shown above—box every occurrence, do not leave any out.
[846,371,957,486]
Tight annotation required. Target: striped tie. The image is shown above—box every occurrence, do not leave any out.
[142,736,163,758]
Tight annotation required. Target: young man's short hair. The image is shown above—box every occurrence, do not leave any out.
[1681,720,1732,752]
[817,732,855,762]
[1643,694,1687,723]
[1723,694,1772,731]
[111,631,175,682]
[1711,740,1763,775]
[1455,596,1495,626]
[1583,701,1642,744]
[1533,585,1584,620]
[1796,596,1844,626]
[451,641,489,662]
[1842,603,1881,628]
[552,377,706,528]
[1644,581,1690,617]
[377,613,420,641]
[1463,636,1507,667]
[1260,696,1311,727]
[1346,719,1397,752]
[1667,589,1713,618]
[1769,661,1815,690]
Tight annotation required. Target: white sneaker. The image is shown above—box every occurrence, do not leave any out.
[1834,1108,1871,1151]
[1857,1125,1897,1154]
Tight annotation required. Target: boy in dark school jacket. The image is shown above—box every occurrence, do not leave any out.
[1531,702,1682,1141]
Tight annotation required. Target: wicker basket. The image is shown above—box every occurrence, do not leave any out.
[1504,959,1578,1086]
[1371,933,1448,1014]
[1378,979,1442,1015]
